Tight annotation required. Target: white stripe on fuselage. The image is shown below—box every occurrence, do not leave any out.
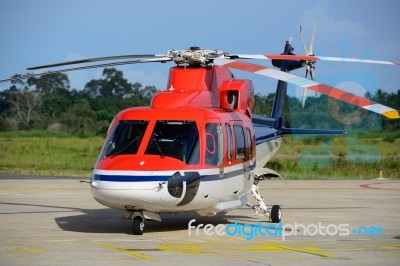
[91,162,254,212]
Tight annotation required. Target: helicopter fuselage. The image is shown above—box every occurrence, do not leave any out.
[90,65,282,215]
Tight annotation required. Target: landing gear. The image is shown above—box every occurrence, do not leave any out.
[132,216,145,235]
[123,209,162,235]
[246,176,282,223]
[123,210,145,235]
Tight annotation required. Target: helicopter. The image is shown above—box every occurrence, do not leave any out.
[1,31,399,235]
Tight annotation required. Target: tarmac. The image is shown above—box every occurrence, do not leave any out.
[0,173,399,265]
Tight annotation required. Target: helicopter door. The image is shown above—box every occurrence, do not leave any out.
[233,124,247,195]
[205,123,223,168]
[204,123,224,200]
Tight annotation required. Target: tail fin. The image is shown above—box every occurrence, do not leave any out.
[271,41,304,129]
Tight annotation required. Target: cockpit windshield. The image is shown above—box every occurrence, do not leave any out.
[145,120,200,164]
[97,120,149,161]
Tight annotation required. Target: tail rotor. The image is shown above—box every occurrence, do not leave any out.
[300,18,318,107]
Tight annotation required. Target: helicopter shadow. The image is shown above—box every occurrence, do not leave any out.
[54,208,259,235]
[0,201,275,234]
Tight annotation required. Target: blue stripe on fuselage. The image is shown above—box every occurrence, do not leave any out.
[93,165,254,182]
[93,174,170,182]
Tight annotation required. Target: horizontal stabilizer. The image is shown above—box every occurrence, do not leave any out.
[252,115,276,127]
[281,128,346,135]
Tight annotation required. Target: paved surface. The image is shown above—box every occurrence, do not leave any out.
[0,174,399,265]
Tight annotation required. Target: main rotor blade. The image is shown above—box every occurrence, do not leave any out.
[214,58,400,119]
[0,57,172,84]
[27,54,168,70]
[230,54,400,66]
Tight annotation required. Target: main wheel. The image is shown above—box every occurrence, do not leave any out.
[271,205,282,223]
[132,216,145,235]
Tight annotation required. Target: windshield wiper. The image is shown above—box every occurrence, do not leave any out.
[151,133,165,158]
[109,136,140,157]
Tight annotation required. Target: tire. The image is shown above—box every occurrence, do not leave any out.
[271,205,282,223]
[132,216,145,235]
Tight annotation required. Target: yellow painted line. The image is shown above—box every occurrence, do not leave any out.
[386,253,400,257]
[96,242,156,260]
[158,242,336,258]
[380,244,400,250]
[159,244,203,254]
[264,244,336,258]
[0,247,46,254]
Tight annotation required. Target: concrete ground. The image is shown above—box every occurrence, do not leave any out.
[0,173,399,265]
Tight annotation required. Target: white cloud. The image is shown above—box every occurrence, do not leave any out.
[373,40,400,59]
[298,1,370,56]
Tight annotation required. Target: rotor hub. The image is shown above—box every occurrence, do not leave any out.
[166,47,227,67]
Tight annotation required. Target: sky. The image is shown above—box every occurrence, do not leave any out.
[0,0,399,97]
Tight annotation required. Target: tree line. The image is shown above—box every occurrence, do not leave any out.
[0,67,398,136]
[0,68,157,135]
[253,89,400,132]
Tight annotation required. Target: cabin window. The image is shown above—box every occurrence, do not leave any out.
[225,123,233,161]
[97,120,149,161]
[205,123,223,166]
[246,128,253,159]
[234,125,245,160]
[145,120,200,164]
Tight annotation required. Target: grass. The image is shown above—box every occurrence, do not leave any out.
[0,131,399,179]
[0,131,103,177]
[268,132,400,179]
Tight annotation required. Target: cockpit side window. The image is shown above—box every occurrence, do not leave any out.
[97,120,149,161]
[205,123,223,166]
[145,120,200,164]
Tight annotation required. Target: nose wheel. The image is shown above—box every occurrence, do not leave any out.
[124,209,162,235]
[132,215,145,235]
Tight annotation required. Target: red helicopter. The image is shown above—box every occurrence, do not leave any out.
[2,36,399,235]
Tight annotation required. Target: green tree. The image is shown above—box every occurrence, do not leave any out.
[27,73,70,95]
[7,87,40,130]
[41,95,72,118]
[253,93,275,115]
[84,68,133,98]
[26,73,73,128]
[61,99,96,135]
